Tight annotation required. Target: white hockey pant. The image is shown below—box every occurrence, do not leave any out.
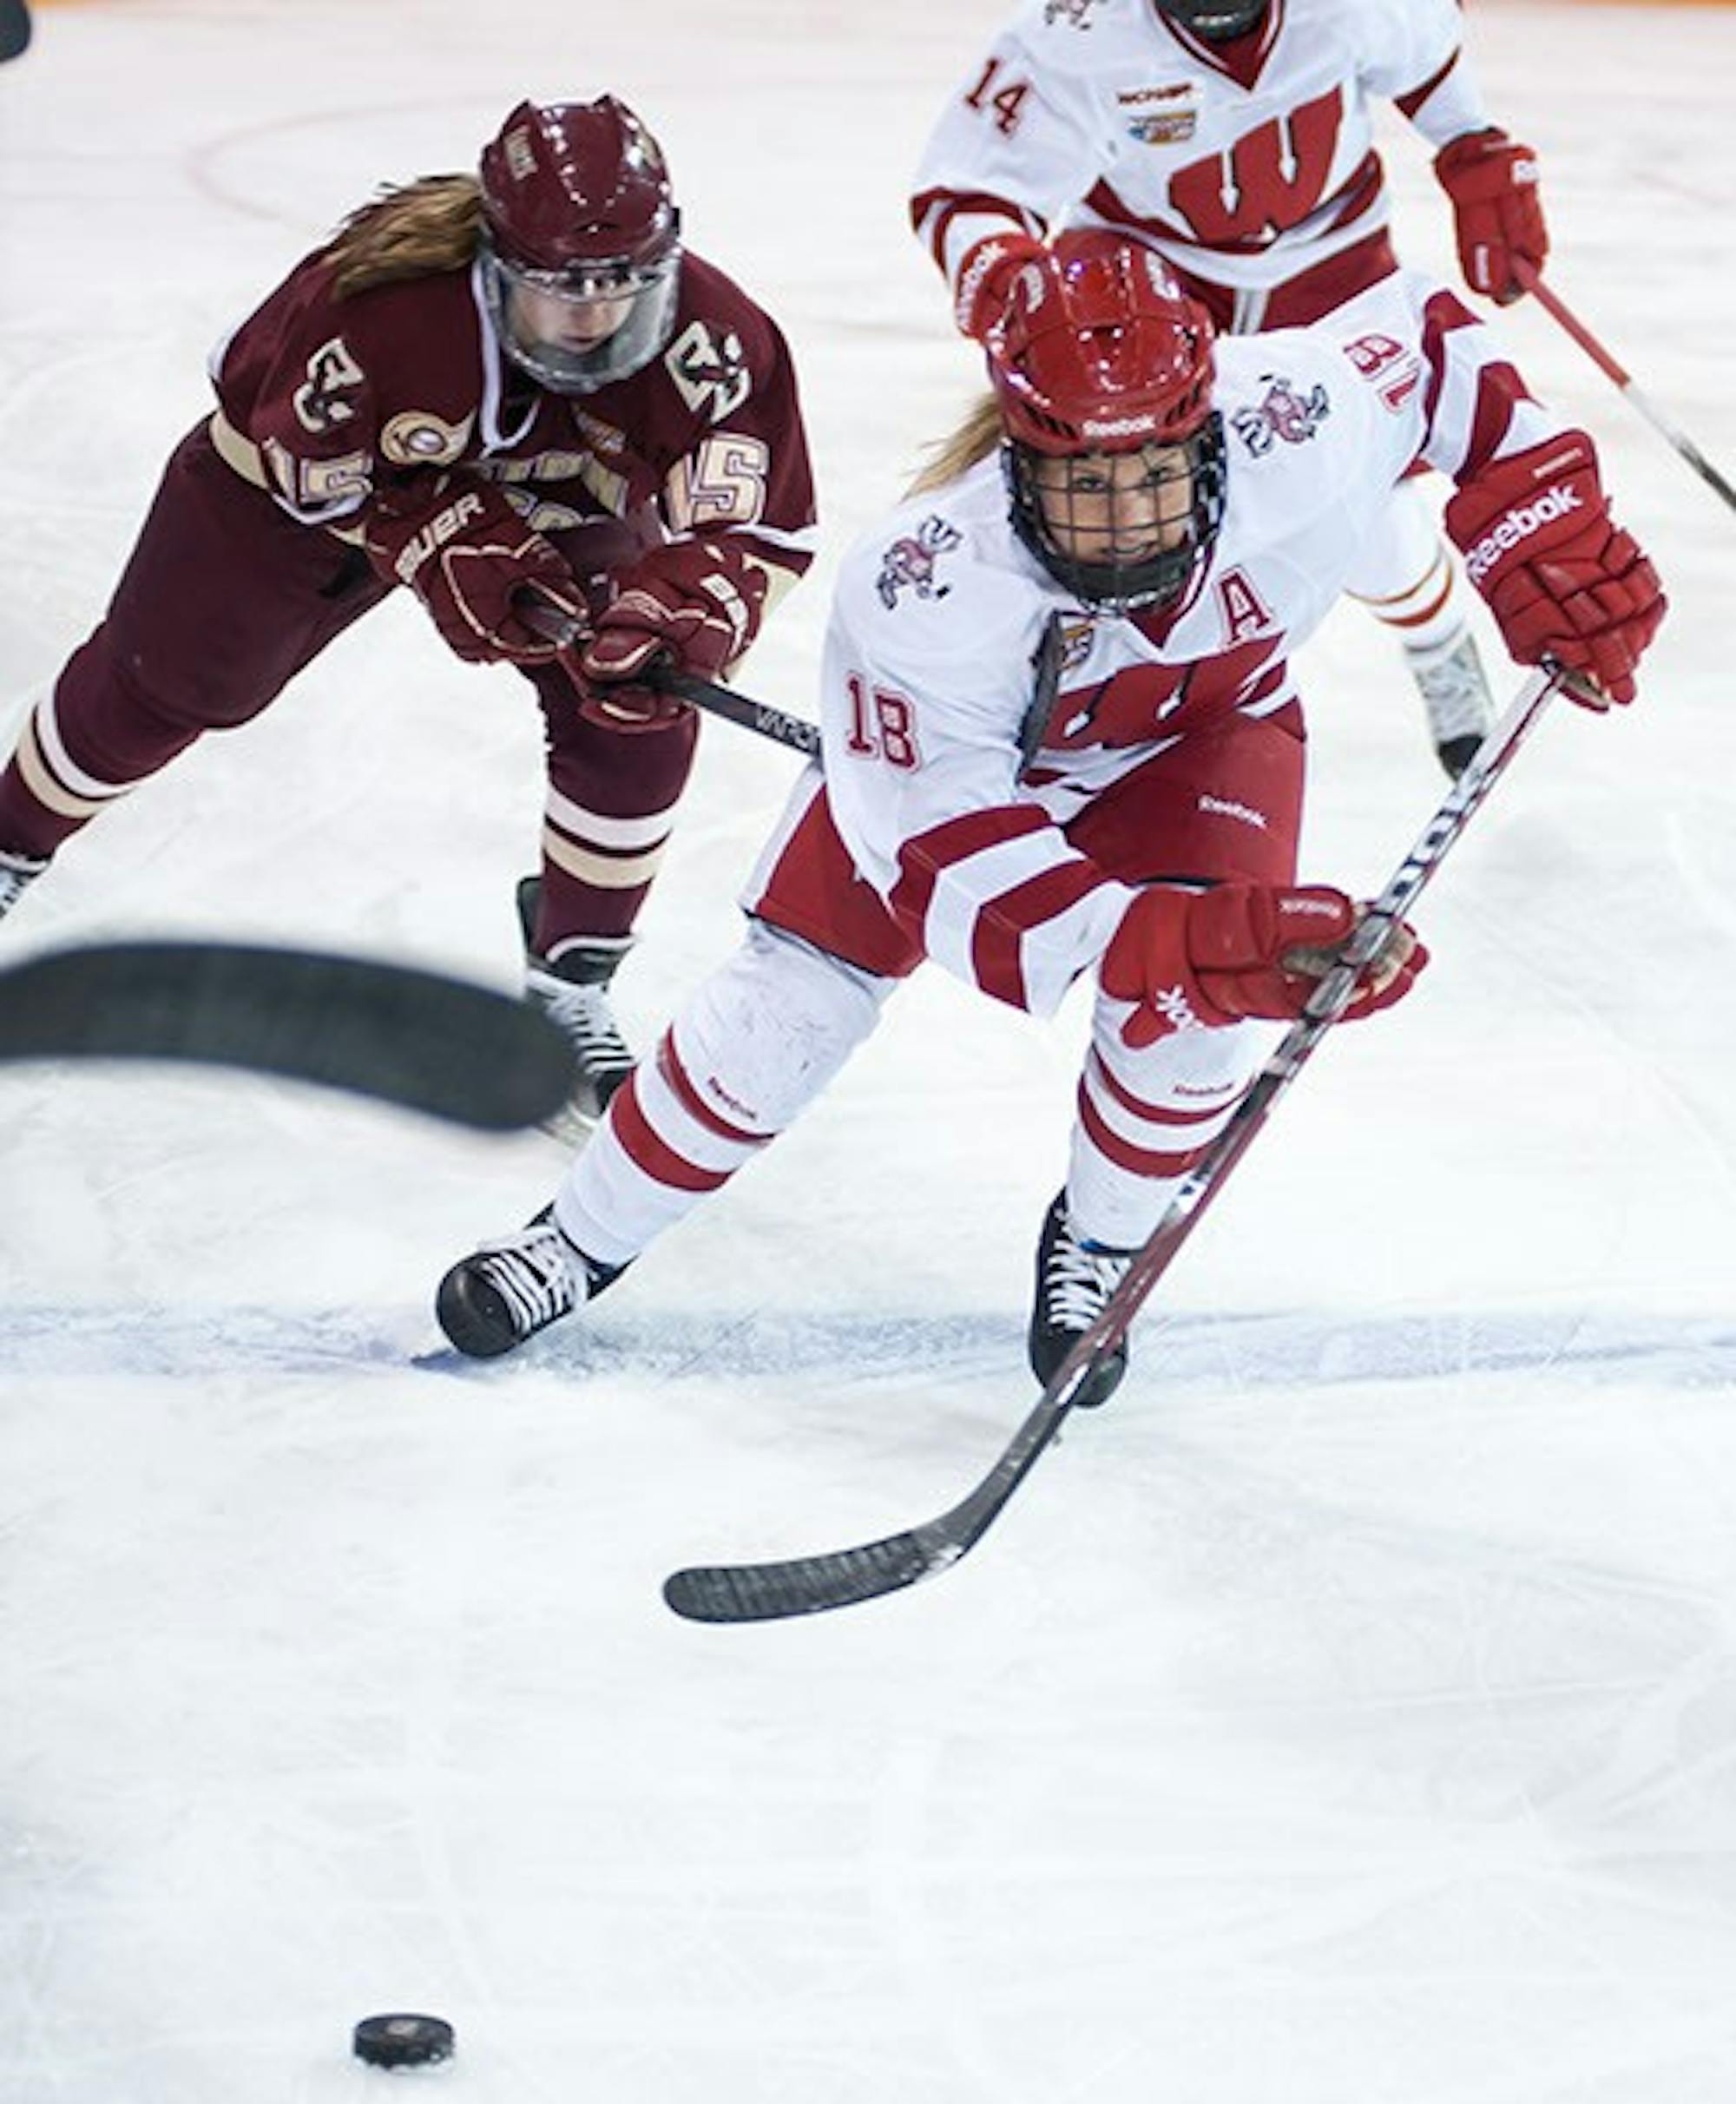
[552,919,895,1267]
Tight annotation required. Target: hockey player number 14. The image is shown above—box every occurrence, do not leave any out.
[844,674,924,770]
[963,58,1032,138]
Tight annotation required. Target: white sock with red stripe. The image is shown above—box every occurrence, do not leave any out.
[1064,992,1269,1249]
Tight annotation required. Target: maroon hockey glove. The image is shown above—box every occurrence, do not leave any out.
[577,540,767,728]
[1446,432,1666,707]
[953,230,1048,341]
[365,477,588,665]
[1435,128,1548,306]
[1101,883,1428,1050]
[568,672,693,734]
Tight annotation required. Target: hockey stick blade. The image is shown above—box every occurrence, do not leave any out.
[663,1351,1101,1622]
[0,942,580,1130]
[663,665,1568,1624]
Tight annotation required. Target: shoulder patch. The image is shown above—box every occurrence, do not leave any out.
[665,319,752,423]
[1231,374,1332,456]
[379,408,475,468]
[293,336,365,436]
[876,516,963,608]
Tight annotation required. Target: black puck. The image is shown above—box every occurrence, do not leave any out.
[352,2013,456,2068]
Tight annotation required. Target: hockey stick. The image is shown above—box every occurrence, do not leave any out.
[517,595,820,759]
[653,665,820,759]
[0,0,30,62]
[1516,261,1736,516]
[662,662,1574,1623]
[0,942,580,1130]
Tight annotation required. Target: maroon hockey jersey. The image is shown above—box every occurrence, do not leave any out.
[210,247,816,592]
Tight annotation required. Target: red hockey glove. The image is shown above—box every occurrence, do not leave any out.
[1435,128,1548,306]
[365,477,588,665]
[953,230,1048,341]
[1446,432,1666,707]
[1101,884,1428,1050]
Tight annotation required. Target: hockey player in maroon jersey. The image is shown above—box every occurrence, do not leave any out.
[433,234,1662,1398]
[0,97,817,1137]
[911,0,1549,778]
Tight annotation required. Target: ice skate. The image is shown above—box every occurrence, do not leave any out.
[0,848,48,924]
[435,1207,625,1358]
[1405,628,1493,779]
[1028,1192,1135,1410]
[517,877,635,1146]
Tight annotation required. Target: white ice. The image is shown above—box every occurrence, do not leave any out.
[3,2,1735,2097]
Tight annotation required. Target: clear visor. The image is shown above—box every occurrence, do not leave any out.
[482,241,681,395]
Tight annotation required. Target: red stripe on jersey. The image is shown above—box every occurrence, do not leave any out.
[1086,1049,1229,1129]
[1324,152,1383,233]
[909,186,1029,266]
[655,1030,770,1148]
[1394,51,1459,121]
[1463,361,1532,477]
[1420,289,1532,470]
[1077,1082,1205,1180]
[1083,179,1198,253]
[971,858,1110,1009]
[611,1073,733,1193]
[891,803,1054,943]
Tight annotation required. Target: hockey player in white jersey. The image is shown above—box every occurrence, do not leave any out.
[435,235,1662,1404]
[911,0,1549,775]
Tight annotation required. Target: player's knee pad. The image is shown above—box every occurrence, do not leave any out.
[669,918,896,1135]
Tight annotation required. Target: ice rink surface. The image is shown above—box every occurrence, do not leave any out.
[3,1,1735,2096]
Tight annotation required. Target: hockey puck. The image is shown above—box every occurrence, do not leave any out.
[352,2013,455,2068]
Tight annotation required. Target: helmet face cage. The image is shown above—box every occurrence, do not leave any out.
[1154,0,1268,42]
[481,238,681,394]
[1004,413,1226,613]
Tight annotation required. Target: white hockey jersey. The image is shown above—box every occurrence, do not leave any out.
[912,0,1493,325]
[806,271,1562,1018]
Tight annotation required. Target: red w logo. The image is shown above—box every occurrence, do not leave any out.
[1167,86,1345,247]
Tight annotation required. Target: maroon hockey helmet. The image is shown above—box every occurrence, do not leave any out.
[986,230,1226,611]
[477,97,682,393]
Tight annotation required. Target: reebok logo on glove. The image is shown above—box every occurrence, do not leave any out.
[1463,482,1583,584]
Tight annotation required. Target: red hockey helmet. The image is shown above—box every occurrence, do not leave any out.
[987,231,1226,611]
[477,97,682,394]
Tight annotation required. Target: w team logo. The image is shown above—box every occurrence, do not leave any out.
[877,516,962,608]
[1232,374,1331,457]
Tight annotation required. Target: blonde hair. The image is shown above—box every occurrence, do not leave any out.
[325,174,483,299]
[907,392,1005,496]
